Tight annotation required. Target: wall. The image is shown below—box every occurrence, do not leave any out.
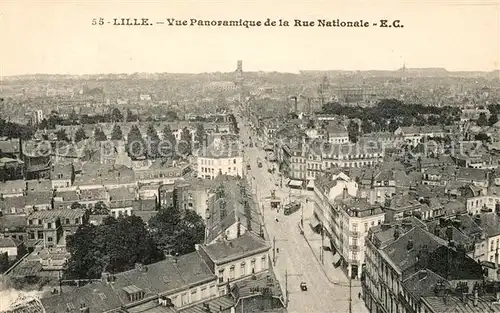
[198,156,243,179]
[215,251,270,286]
[168,279,218,308]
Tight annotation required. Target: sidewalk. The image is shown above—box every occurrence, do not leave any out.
[301,217,362,288]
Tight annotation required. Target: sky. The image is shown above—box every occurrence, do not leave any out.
[0,0,499,75]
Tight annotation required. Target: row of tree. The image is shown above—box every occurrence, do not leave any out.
[0,118,35,140]
[476,104,500,127]
[322,99,462,135]
[45,122,208,160]
[39,107,182,129]
[64,204,205,279]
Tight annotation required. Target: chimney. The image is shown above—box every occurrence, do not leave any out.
[496,292,500,303]
[230,307,236,313]
[418,270,427,280]
[80,302,89,313]
[473,289,478,307]
[407,239,414,250]
[219,305,223,312]
[135,262,147,272]
[195,244,200,251]
[496,248,499,266]
[342,186,348,199]
[461,292,467,304]
[101,271,110,283]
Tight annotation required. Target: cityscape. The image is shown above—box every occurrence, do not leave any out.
[0,58,500,313]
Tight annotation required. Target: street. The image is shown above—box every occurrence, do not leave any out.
[237,114,368,313]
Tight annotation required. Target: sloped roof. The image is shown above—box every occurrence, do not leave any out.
[201,232,270,264]
[382,227,447,273]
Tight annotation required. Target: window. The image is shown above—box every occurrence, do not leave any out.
[201,287,207,299]
[37,231,43,239]
[29,232,35,240]
[229,266,235,280]
[250,259,256,273]
[48,237,53,242]
[191,289,197,302]
[74,218,79,224]
[209,284,216,296]
[233,159,236,164]
[240,262,246,276]
[364,223,368,233]
[261,255,267,269]
[47,222,52,229]
[218,269,224,283]
[66,218,70,224]
[182,293,189,305]
[29,219,33,225]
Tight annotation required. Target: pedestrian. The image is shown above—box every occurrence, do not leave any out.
[358,292,361,299]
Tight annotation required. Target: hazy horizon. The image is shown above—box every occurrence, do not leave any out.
[2,66,500,78]
[1,0,499,76]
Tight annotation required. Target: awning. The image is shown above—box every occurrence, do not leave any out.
[288,180,302,188]
[332,253,341,266]
[307,180,315,189]
[309,220,320,229]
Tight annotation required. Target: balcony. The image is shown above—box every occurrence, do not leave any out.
[350,231,359,238]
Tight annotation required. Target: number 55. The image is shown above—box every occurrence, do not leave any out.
[92,18,104,25]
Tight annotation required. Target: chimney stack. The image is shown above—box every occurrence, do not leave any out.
[495,248,499,266]
[473,289,478,307]
[342,186,348,199]
[407,239,414,250]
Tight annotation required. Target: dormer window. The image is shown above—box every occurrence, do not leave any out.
[122,285,144,302]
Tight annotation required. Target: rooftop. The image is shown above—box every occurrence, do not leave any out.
[41,251,216,312]
[201,232,270,265]
[28,209,86,221]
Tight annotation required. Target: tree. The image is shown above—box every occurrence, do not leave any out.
[71,202,82,210]
[92,201,109,215]
[361,120,373,134]
[477,112,488,127]
[195,123,206,148]
[69,109,78,122]
[126,109,137,122]
[0,252,9,274]
[126,125,146,159]
[159,124,176,159]
[347,121,360,143]
[65,216,164,279]
[177,127,192,157]
[489,113,499,126]
[110,124,123,140]
[94,126,107,141]
[111,108,123,123]
[475,132,491,143]
[55,129,70,142]
[148,205,205,256]
[146,124,160,159]
[74,127,87,142]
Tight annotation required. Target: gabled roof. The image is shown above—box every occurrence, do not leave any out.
[382,227,447,273]
[201,232,270,265]
[41,251,215,312]
[403,269,450,300]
